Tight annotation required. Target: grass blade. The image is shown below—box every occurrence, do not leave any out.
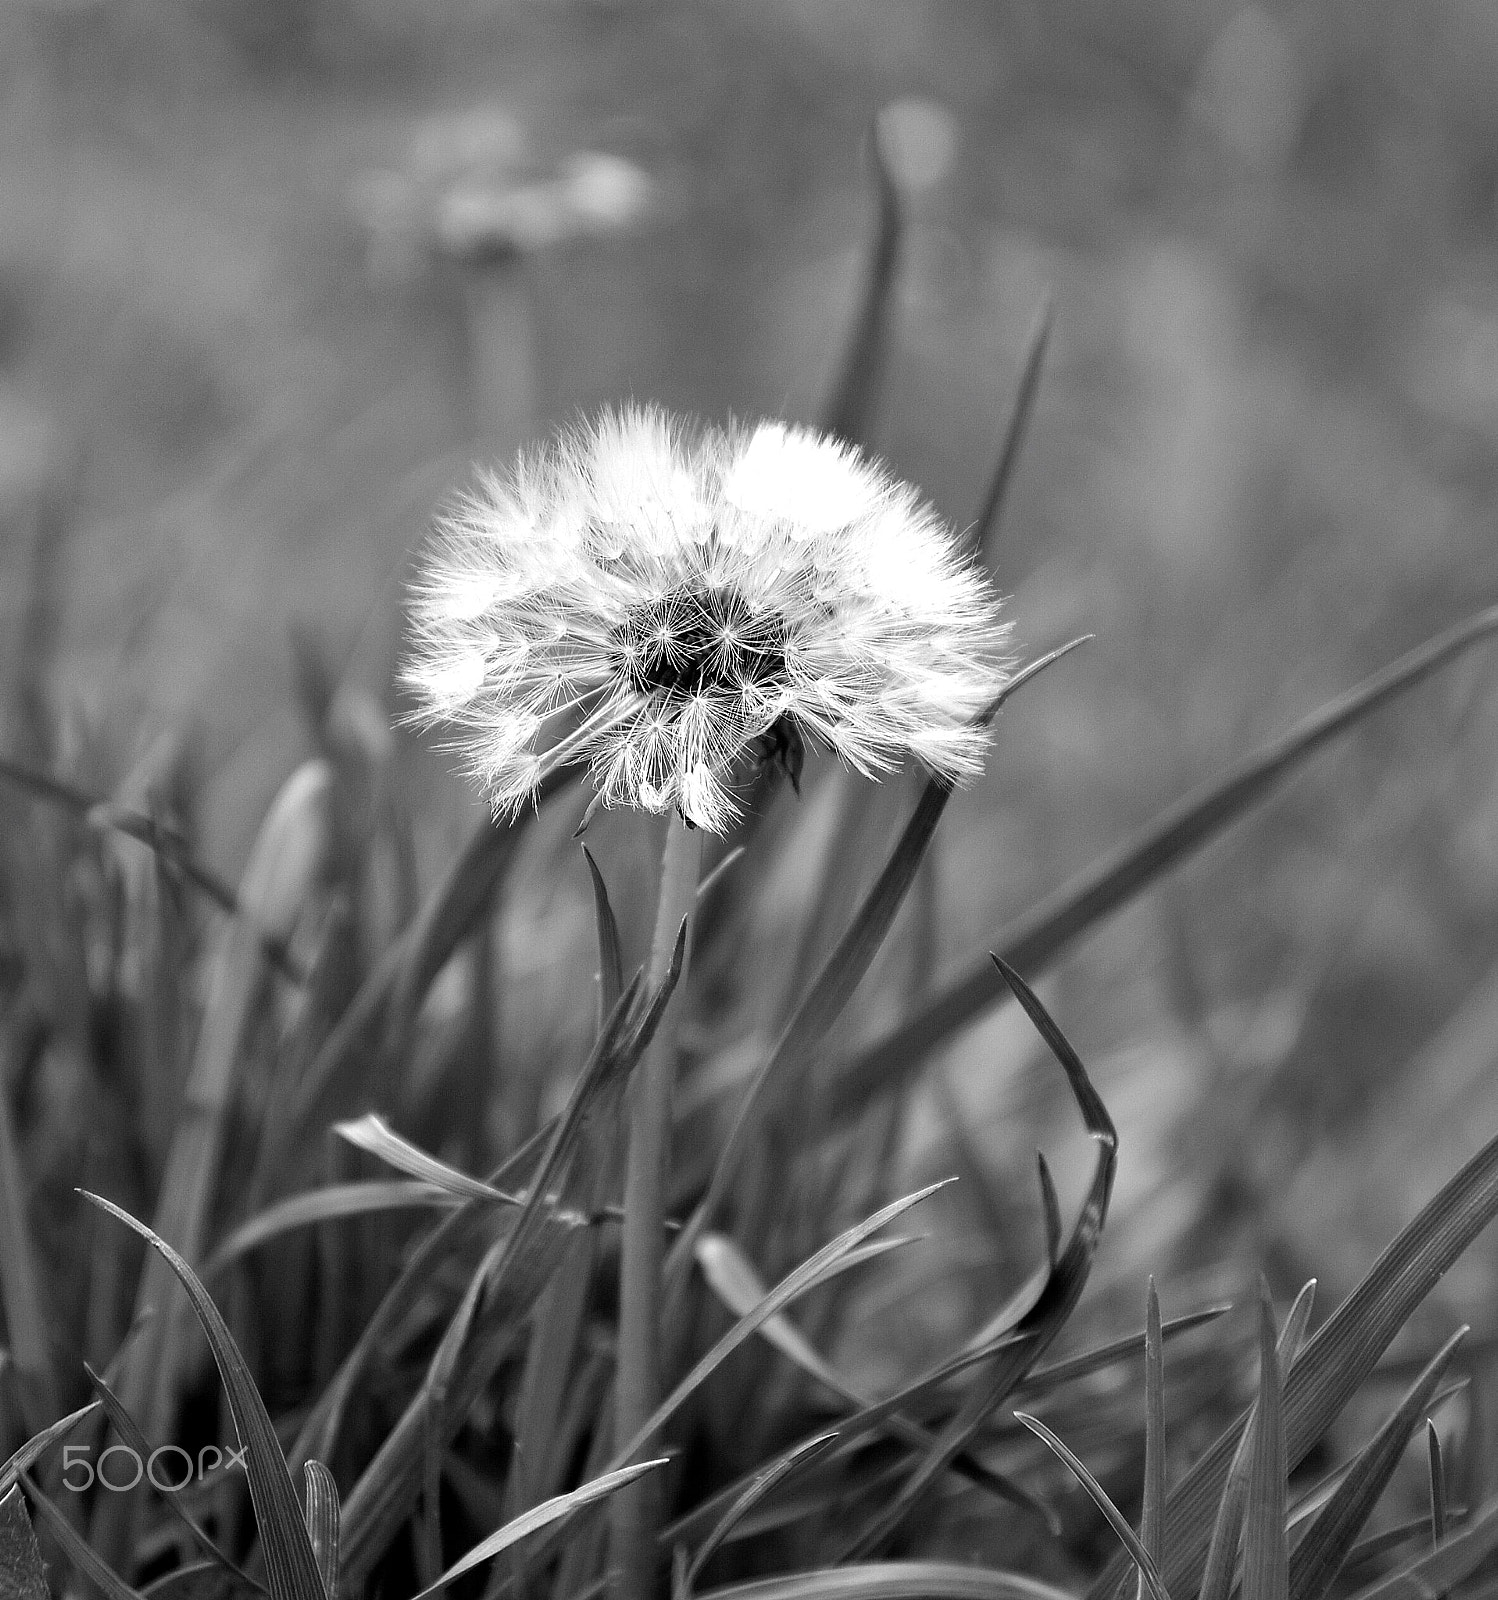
[1200,1281,1318,1600]
[1141,1279,1167,1594]
[840,959,1117,1558]
[21,1473,142,1600]
[0,1402,101,1500]
[0,1049,58,1433]
[696,1232,1053,1526]
[410,1461,668,1600]
[686,1435,840,1591]
[1342,1496,1498,1600]
[819,110,901,448]
[1243,1286,1288,1600]
[1429,1421,1447,1545]
[1288,1328,1466,1600]
[82,1193,328,1600]
[582,842,625,1024]
[83,1361,265,1594]
[1014,1414,1171,1600]
[1090,1125,1498,1600]
[833,604,1498,1125]
[696,1565,1079,1600]
[302,1461,338,1600]
[334,1114,527,1205]
[611,1181,953,1476]
[204,1181,457,1278]
[0,1484,48,1600]
[969,293,1053,562]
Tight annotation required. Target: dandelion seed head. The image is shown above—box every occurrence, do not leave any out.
[404,405,1013,832]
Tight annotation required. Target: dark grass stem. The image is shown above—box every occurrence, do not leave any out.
[611,811,705,1600]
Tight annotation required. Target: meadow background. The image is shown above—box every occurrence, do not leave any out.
[5,0,1498,1590]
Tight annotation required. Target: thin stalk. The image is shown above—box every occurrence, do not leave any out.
[610,810,704,1600]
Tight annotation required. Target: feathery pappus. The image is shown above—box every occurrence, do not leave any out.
[404,406,1012,833]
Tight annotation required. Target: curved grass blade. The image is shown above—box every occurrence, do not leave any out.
[0,1484,48,1600]
[610,1181,953,1475]
[685,1435,839,1591]
[582,843,625,1024]
[204,1181,457,1278]
[1200,1280,1319,1600]
[696,1564,1079,1600]
[1288,1328,1466,1600]
[83,1361,266,1595]
[1014,1415,1171,1600]
[302,1461,338,1600]
[1429,1421,1448,1544]
[1018,1307,1231,1400]
[1089,1126,1498,1600]
[672,640,1088,1279]
[333,1115,528,1206]
[1038,1154,1063,1270]
[20,1473,141,1600]
[409,1460,668,1600]
[819,111,901,448]
[1243,1287,1288,1600]
[969,293,1053,562]
[0,1402,100,1500]
[1142,1280,1167,1596]
[840,958,1117,1558]
[834,604,1498,1125]
[695,1233,1053,1527]
[81,1194,328,1600]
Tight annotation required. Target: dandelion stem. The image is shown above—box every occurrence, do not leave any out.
[610,809,703,1600]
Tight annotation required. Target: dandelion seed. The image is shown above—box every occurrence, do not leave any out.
[404,406,1012,832]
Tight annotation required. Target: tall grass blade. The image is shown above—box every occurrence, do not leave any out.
[1090,1126,1498,1600]
[0,1484,48,1600]
[1141,1279,1167,1598]
[1428,1421,1447,1545]
[840,958,1116,1557]
[834,604,1498,1123]
[819,111,901,448]
[83,1361,265,1594]
[969,293,1053,562]
[302,1461,339,1600]
[1243,1287,1288,1600]
[1200,1281,1318,1600]
[1288,1327,1465,1600]
[83,1193,329,1600]
[1037,1154,1063,1270]
[1013,1414,1171,1600]
[583,843,625,1024]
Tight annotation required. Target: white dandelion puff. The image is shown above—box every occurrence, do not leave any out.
[403,406,1013,833]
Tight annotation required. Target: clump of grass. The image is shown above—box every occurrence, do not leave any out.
[2,118,1498,1600]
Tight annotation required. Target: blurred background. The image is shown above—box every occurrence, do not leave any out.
[4,0,1498,1413]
